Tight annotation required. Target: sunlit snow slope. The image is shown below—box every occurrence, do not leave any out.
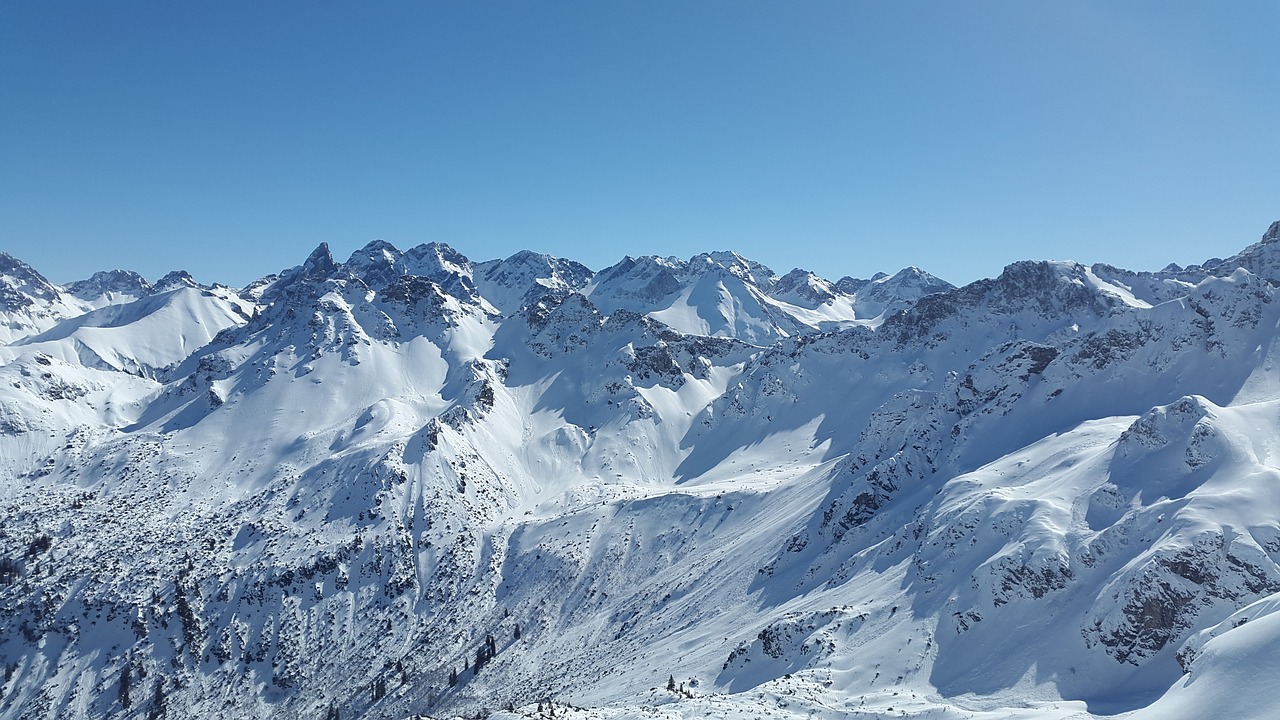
[3,224,1280,720]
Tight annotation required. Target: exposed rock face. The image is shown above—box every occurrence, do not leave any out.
[772,269,837,306]
[473,250,593,314]
[65,269,152,301]
[850,266,954,318]
[881,260,1114,349]
[4,226,1280,720]
[153,270,202,292]
[1087,529,1280,665]
[0,253,62,310]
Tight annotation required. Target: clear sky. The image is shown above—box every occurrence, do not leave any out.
[2,1,1278,288]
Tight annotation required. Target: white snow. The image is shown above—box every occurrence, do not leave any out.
[3,224,1280,720]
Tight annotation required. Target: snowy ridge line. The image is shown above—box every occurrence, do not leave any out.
[2,221,1280,719]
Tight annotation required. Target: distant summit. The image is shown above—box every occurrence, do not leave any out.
[65,269,151,301]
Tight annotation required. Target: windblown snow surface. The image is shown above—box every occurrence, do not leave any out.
[4,224,1280,720]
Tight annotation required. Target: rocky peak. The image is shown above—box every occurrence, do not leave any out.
[513,290,605,357]
[400,243,482,305]
[255,243,351,309]
[594,254,682,281]
[301,243,339,282]
[690,251,775,288]
[980,260,1108,315]
[153,270,201,292]
[341,240,482,306]
[1263,220,1280,244]
[852,266,955,318]
[772,268,838,306]
[494,250,592,287]
[343,239,406,289]
[473,250,593,314]
[1200,220,1280,283]
[403,242,472,280]
[874,266,952,292]
[521,290,600,333]
[0,252,62,309]
[64,269,152,300]
[589,255,686,311]
[880,260,1110,347]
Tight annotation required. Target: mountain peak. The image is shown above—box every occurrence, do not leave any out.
[0,252,62,309]
[404,242,471,276]
[346,239,403,268]
[1263,220,1280,244]
[503,249,548,265]
[355,238,400,255]
[773,268,836,305]
[344,239,406,289]
[154,270,200,292]
[846,265,955,319]
[691,251,775,286]
[302,243,338,280]
[65,269,152,300]
[474,250,593,314]
[1194,219,1280,283]
[982,260,1103,313]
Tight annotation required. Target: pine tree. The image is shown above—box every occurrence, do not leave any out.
[118,664,132,708]
[667,675,676,692]
[513,623,521,640]
[147,678,166,720]
[448,668,457,687]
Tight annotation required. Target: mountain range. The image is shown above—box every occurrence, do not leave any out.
[3,223,1280,720]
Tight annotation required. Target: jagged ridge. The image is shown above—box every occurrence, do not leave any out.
[1,224,1280,720]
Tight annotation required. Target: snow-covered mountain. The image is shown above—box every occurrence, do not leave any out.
[583,252,951,344]
[3,224,1280,720]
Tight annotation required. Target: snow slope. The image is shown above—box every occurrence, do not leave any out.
[2,286,254,377]
[586,252,951,342]
[3,223,1280,720]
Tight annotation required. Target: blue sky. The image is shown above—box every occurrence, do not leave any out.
[2,2,1277,288]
